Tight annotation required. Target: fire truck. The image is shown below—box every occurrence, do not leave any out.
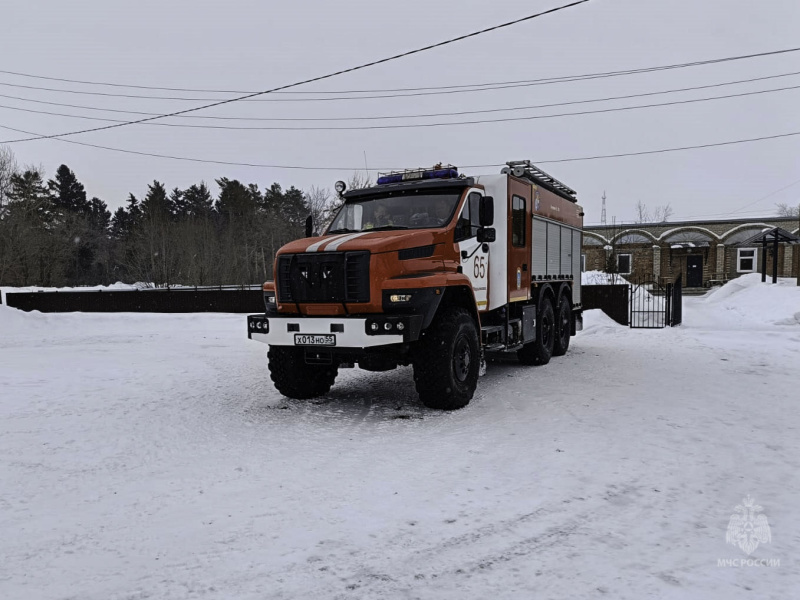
[247,160,584,410]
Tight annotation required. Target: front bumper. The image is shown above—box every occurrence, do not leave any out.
[247,314,423,348]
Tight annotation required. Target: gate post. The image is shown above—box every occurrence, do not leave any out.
[665,282,672,326]
[653,245,661,280]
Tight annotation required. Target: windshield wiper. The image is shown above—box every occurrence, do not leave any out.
[327,228,357,234]
[368,225,410,231]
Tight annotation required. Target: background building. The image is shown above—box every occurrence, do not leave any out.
[582,217,800,288]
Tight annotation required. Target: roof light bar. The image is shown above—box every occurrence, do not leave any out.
[377,164,459,185]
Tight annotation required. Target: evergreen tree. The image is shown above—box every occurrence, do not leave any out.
[6,169,62,285]
[88,197,111,233]
[169,187,184,218]
[140,181,171,220]
[9,169,51,207]
[48,164,88,214]
[182,182,214,218]
[216,178,259,218]
[110,194,141,239]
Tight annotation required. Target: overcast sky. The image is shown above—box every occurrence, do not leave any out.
[1,0,798,223]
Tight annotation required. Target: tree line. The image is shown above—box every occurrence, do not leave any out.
[0,146,349,287]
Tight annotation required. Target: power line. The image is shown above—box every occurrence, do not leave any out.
[726,177,800,216]
[538,131,800,164]
[586,178,800,223]
[1,121,798,170]
[0,0,591,145]
[3,83,797,131]
[1,70,797,123]
[0,46,798,97]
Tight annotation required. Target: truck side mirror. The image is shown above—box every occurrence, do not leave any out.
[305,215,313,237]
[479,196,494,227]
[477,227,496,243]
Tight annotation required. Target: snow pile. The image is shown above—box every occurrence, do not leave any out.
[579,308,625,335]
[0,304,39,334]
[696,273,800,327]
[687,274,800,329]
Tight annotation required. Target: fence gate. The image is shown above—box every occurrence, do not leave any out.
[628,274,682,328]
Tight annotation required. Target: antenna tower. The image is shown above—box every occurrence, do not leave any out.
[601,191,607,226]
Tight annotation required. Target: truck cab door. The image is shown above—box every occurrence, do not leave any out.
[455,191,489,312]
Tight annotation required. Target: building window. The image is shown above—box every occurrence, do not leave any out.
[511,195,526,247]
[581,254,586,272]
[737,248,757,273]
[617,253,632,275]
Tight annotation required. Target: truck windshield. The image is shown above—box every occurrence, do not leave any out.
[328,191,461,233]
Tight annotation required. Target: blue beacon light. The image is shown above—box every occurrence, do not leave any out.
[377,166,459,185]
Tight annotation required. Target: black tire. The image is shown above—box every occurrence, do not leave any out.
[517,296,554,366]
[552,294,572,357]
[412,307,480,410]
[267,346,338,399]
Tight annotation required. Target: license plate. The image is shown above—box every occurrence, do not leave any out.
[294,334,336,346]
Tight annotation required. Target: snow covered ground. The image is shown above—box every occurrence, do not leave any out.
[1,275,799,599]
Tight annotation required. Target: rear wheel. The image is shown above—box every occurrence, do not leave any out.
[413,307,480,410]
[267,346,338,399]
[552,294,572,357]
[517,296,554,366]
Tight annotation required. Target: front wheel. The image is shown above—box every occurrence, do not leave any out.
[517,296,554,366]
[267,346,338,399]
[552,294,572,357]
[413,307,480,410]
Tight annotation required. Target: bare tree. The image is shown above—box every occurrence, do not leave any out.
[775,202,800,218]
[0,145,18,210]
[347,171,373,191]
[634,200,672,223]
[305,185,337,235]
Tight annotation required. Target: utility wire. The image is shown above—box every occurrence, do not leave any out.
[537,131,800,164]
[0,0,591,145]
[2,83,796,130]
[1,70,797,123]
[586,178,800,222]
[0,46,798,96]
[726,177,800,216]
[1,121,798,170]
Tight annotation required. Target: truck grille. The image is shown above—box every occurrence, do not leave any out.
[276,251,370,304]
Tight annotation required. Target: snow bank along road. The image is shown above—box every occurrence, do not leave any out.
[1,275,798,599]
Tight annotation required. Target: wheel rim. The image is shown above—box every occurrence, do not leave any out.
[453,336,472,382]
[560,307,570,341]
[542,314,552,346]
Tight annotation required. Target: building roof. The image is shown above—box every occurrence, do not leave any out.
[736,227,800,246]
[584,215,794,230]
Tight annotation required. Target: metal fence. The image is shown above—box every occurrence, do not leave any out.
[628,274,682,329]
[582,274,682,329]
[6,288,264,313]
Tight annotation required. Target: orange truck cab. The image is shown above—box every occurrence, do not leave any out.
[247,160,584,409]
